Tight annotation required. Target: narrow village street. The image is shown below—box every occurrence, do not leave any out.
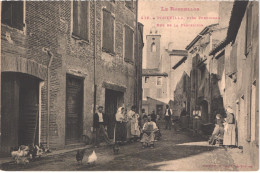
[1,121,254,171]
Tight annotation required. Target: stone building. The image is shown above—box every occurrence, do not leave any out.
[142,69,168,115]
[173,72,190,117]
[0,1,143,152]
[210,1,259,168]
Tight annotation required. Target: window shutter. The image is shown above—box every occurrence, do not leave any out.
[124,25,133,62]
[229,43,237,73]
[245,4,252,55]
[2,1,23,30]
[13,1,24,30]
[73,1,79,37]
[157,88,162,98]
[79,1,88,40]
[103,10,114,53]
[2,2,12,26]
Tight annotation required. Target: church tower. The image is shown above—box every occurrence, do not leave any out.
[146,26,161,69]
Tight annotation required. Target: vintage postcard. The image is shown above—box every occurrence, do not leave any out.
[0,0,259,171]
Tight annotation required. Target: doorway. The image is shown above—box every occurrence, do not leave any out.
[105,89,124,139]
[200,100,208,123]
[156,105,163,117]
[65,74,84,145]
[1,72,40,152]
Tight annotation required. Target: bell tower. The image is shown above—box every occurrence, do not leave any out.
[146,26,161,69]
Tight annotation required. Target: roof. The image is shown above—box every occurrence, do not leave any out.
[209,1,248,56]
[185,23,219,50]
[166,49,188,56]
[142,69,168,77]
[172,56,187,70]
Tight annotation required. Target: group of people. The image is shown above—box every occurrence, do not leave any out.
[209,106,236,147]
[93,105,161,149]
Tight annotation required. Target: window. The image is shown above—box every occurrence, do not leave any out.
[156,88,162,98]
[151,43,156,52]
[124,25,134,62]
[157,77,162,85]
[125,0,133,10]
[102,9,115,54]
[145,77,149,83]
[2,1,24,30]
[73,1,89,41]
[245,4,252,55]
[143,88,150,99]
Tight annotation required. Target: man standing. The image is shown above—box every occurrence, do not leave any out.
[93,106,112,147]
[164,105,173,130]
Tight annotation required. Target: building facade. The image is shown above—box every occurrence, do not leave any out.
[1,1,143,152]
[210,1,259,168]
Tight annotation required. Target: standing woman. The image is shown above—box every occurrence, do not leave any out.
[115,107,127,144]
[223,107,236,147]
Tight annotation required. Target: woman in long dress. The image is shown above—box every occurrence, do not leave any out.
[223,107,236,147]
[115,107,127,144]
[126,106,140,142]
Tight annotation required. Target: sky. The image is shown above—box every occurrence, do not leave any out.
[138,1,220,68]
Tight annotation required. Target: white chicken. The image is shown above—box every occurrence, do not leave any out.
[87,150,97,165]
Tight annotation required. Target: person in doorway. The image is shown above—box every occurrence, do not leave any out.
[140,115,158,148]
[115,106,127,144]
[223,106,236,147]
[93,106,112,148]
[164,105,173,130]
[209,114,224,145]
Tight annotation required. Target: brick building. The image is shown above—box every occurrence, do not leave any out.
[210,1,259,168]
[0,1,143,152]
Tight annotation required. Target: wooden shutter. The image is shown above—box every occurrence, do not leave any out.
[245,4,252,55]
[124,25,133,62]
[102,9,114,53]
[73,1,88,41]
[73,1,79,37]
[157,88,162,98]
[79,1,88,40]
[1,1,23,30]
[229,43,237,74]
[12,1,23,30]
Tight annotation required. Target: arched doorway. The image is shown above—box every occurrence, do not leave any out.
[1,72,41,152]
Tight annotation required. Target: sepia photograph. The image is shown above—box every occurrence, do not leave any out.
[0,0,259,171]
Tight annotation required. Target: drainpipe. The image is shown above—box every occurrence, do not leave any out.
[43,48,53,148]
[93,0,97,126]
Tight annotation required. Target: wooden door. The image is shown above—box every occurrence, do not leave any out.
[1,73,20,152]
[105,89,118,139]
[19,75,39,146]
[66,75,83,144]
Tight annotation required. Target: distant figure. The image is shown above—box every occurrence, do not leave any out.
[151,110,157,123]
[93,106,112,147]
[223,107,236,147]
[164,105,173,130]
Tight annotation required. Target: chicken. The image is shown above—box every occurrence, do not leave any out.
[113,143,120,154]
[76,149,86,164]
[87,150,97,165]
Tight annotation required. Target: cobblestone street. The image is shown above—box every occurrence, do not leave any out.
[1,121,255,171]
